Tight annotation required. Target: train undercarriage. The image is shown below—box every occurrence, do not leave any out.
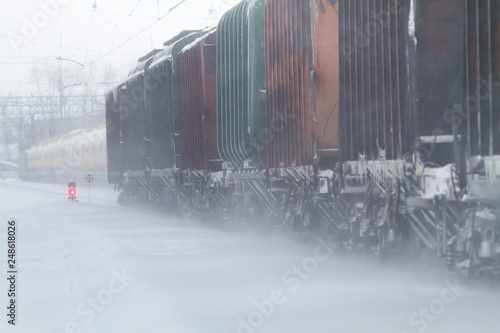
[114,156,500,279]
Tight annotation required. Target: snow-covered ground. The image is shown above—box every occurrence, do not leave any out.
[0,178,499,333]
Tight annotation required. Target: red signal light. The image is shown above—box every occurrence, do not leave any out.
[69,188,76,197]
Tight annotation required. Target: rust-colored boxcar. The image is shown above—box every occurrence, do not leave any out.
[177,29,220,171]
[265,0,340,172]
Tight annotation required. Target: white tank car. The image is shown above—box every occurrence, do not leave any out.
[21,124,107,184]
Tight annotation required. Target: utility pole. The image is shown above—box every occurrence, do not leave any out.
[58,62,63,119]
[1,105,12,162]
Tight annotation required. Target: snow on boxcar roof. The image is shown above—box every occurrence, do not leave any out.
[179,27,217,55]
[127,48,162,79]
[163,30,200,47]
[149,30,205,69]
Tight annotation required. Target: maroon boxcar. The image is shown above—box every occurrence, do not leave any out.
[177,29,220,171]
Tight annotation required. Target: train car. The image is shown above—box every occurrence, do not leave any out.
[337,0,500,276]
[175,29,224,213]
[465,0,500,202]
[20,124,107,184]
[214,0,343,226]
[263,0,342,229]
[337,0,466,253]
[105,0,500,276]
[453,0,500,275]
[105,29,214,207]
[177,29,219,172]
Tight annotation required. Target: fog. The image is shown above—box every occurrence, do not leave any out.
[0,179,499,333]
[1,1,500,333]
[1,0,241,95]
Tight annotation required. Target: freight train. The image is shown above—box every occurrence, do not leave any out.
[20,124,107,184]
[105,0,500,278]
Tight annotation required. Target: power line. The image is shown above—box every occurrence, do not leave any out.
[116,0,143,25]
[0,38,109,52]
[0,55,141,60]
[86,0,189,66]
[67,11,96,58]
[63,4,155,20]
[0,61,35,65]
[0,71,31,76]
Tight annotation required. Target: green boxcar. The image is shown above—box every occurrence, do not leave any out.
[147,30,208,170]
[217,0,266,170]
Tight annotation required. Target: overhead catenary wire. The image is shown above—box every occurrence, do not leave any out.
[0,0,206,65]
[63,3,156,21]
[86,0,189,66]
[0,0,222,94]
[67,11,96,58]
[92,0,144,26]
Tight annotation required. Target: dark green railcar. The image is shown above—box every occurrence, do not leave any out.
[216,0,266,170]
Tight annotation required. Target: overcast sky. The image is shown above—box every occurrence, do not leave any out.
[0,0,240,95]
